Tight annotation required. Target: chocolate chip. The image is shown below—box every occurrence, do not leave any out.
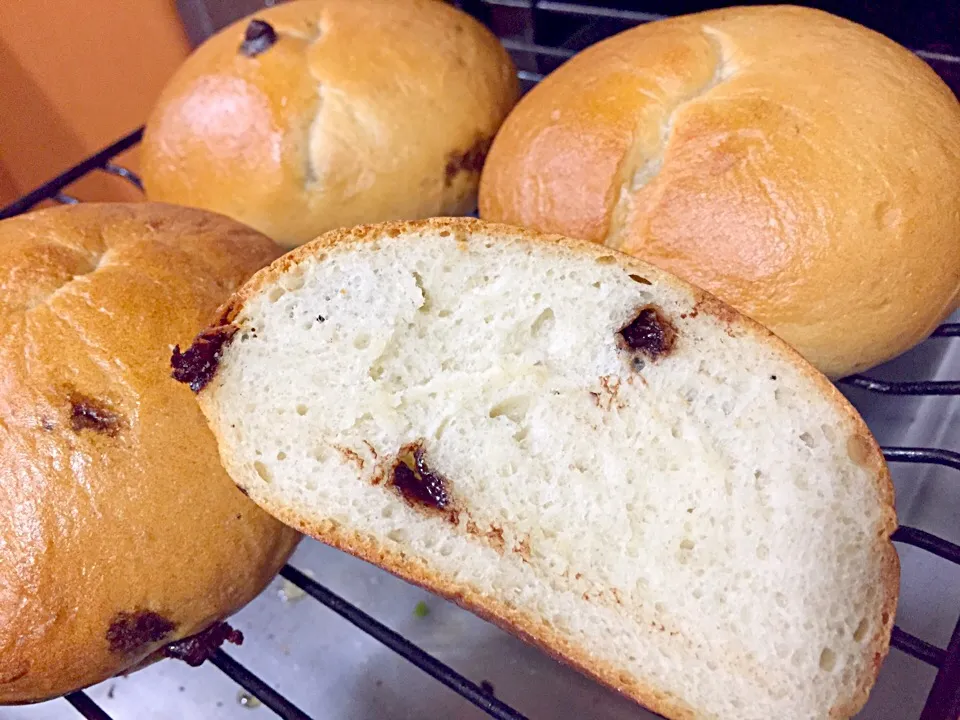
[391,444,450,510]
[171,325,238,393]
[163,622,243,667]
[317,314,325,323]
[239,19,277,57]
[106,610,176,654]
[618,307,676,359]
[70,395,123,436]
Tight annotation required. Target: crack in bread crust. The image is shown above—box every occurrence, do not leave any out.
[604,27,736,251]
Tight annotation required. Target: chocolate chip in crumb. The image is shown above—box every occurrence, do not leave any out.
[391,444,450,511]
[171,325,238,393]
[239,19,277,57]
[618,306,676,359]
[317,314,325,323]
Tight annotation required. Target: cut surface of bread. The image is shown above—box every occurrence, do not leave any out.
[184,219,897,720]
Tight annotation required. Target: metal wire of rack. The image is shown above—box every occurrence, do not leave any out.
[2,2,959,719]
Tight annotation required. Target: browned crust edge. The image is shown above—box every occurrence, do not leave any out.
[201,216,899,719]
[250,500,699,720]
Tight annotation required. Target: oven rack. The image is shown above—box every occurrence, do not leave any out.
[2,3,959,718]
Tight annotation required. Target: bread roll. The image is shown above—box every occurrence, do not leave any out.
[479,5,960,378]
[177,217,897,720]
[0,204,300,703]
[142,0,518,249]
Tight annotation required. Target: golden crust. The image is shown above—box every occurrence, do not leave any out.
[479,5,960,378]
[0,203,300,703]
[200,217,898,719]
[141,0,519,249]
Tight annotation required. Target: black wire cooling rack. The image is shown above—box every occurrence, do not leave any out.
[2,2,960,719]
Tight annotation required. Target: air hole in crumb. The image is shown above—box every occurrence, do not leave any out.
[438,309,452,318]
[282,274,305,291]
[821,423,837,442]
[530,307,555,337]
[277,451,287,461]
[412,272,431,312]
[654,602,666,614]
[679,539,695,551]
[592,281,601,289]
[439,230,451,238]
[387,528,408,543]
[819,647,837,672]
[799,431,816,448]
[354,334,371,350]
[439,544,454,557]
[853,618,869,642]
[369,365,385,381]
[267,287,285,303]
[846,435,874,468]
[253,461,272,483]
[296,404,308,416]
[756,544,769,560]
[595,256,616,265]
[775,592,787,608]
[489,395,531,424]
[484,315,494,324]
[628,274,652,285]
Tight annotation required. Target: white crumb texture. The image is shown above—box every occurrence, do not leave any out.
[204,227,892,720]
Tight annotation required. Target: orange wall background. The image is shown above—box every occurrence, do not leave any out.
[0,0,191,206]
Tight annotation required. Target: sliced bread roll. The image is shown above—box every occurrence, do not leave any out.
[175,218,898,720]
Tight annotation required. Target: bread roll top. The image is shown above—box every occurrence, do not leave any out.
[0,204,299,703]
[143,0,519,248]
[480,5,960,377]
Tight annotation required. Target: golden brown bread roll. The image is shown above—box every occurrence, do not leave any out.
[0,203,300,703]
[479,5,960,378]
[142,0,519,249]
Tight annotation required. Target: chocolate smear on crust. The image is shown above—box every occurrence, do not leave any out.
[69,394,124,436]
[444,137,492,186]
[171,325,238,393]
[163,622,244,666]
[107,610,177,654]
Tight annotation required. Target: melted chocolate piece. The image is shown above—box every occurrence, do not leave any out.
[163,622,243,667]
[107,611,176,654]
[618,307,676,359]
[444,137,492,186]
[70,395,123,436]
[391,446,450,510]
[239,19,277,57]
[171,325,238,393]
